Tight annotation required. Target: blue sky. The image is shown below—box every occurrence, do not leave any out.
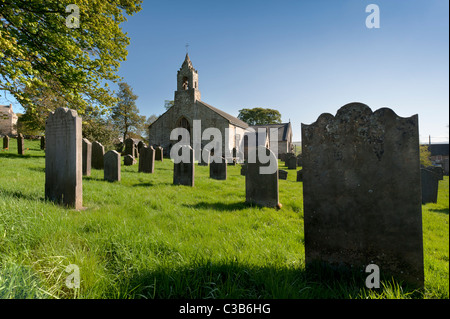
[2,0,449,143]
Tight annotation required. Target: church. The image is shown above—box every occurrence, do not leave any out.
[148,54,293,159]
[148,54,249,158]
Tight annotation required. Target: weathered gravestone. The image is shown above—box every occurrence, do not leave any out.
[124,154,136,166]
[124,138,139,158]
[40,136,45,150]
[82,138,92,176]
[426,166,444,181]
[286,154,297,170]
[173,145,194,186]
[210,157,227,180]
[246,146,280,208]
[104,150,121,182]
[137,141,145,154]
[45,107,83,209]
[421,168,439,204]
[155,146,164,162]
[91,141,104,169]
[3,135,9,149]
[278,169,288,180]
[17,133,24,155]
[297,154,303,167]
[240,163,247,176]
[198,148,210,166]
[301,102,424,287]
[139,146,155,173]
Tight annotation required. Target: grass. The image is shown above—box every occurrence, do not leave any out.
[0,138,448,299]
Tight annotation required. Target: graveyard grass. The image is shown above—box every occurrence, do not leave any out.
[0,139,448,299]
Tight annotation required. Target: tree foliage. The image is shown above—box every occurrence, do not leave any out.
[0,0,142,115]
[237,107,282,126]
[420,145,432,167]
[111,82,143,141]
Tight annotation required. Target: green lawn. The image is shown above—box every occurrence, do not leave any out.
[0,138,448,299]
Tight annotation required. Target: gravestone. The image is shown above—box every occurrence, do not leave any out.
[278,169,288,180]
[91,141,104,169]
[137,141,145,155]
[297,154,303,167]
[104,150,121,182]
[155,146,164,162]
[210,157,227,180]
[296,169,303,182]
[17,133,24,155]
[124,154,136,166]
[240,163,247,176]
[246,146,280,208]
[198,149,210,166]
[426,166,444,181]
[124,138,138,158]
[421,168,439,204]
[82,138,92,176]
[45,107,83,209]
[3,135,9,149]
[286,155,297,170]
[40,136,45,150]
[139,146,155,173]
[301,102,424,287]
[173,145,194,186]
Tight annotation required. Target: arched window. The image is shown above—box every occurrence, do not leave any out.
[182,77,189,90]
[176,117,191,142]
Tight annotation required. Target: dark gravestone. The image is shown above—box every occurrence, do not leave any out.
[286,155,297,170]
[284,153,294,167]
[278,169,288,180]
[296,169,303,182]
[297,154,303,167]
[3,135,9,149]
[124,138,134,157]
[210,157,227,180]
[104,150,121,182]
[45,108,83,209]
[198,149,210,166]
[137,141,145,154]
[426,166,443,181]
[124,154,136,166]
[240,164,247,176]
[246,146,280,208]
[155,146,164,162]
[173,145,194,186]
[40,136,45,150]
[92,141,105,169]
[82,138,92,176]
[139,146,155,173]
[17,133,24,155]
[301,102,424,287]
[421,168,439,204]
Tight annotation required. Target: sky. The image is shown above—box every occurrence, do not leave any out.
[2,0,449,143]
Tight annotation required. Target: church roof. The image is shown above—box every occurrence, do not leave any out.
[196,100,249,129]
[250,122,292,141]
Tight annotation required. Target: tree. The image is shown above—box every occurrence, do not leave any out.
[0,0,142,115]
[237,107,282,125]
[111,82,142,142]
[164,100,174,111]
[420,145,432,167]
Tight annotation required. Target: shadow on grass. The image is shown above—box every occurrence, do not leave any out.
[0,187,45,202]
[28,167,45,173]
[0,152,44,159]
[183,201,250,211]
[105,260,423,299]
[429,208,449,215]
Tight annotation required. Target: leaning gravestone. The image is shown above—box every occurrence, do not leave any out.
[421,168,439,204]
[246,146,280,208]
[286,155,297,170]
[210,157,227,180]
[124,154,136,166]
[17,133,24,155]
[278,169,288,180]
[155,146,164,162]
[139,146,155,173]
[3,135,9,149]
[301,102,424,287]
[45,107,83,209]
[104,150,121,182]
[173,145,194,186]
[91,141,105,169]
[82,138,92,176]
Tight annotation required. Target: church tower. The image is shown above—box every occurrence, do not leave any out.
[174,54,201,104]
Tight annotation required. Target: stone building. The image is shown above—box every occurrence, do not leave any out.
[249,122,293,158]
[148,54,249,158]
[0,104,18,136]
